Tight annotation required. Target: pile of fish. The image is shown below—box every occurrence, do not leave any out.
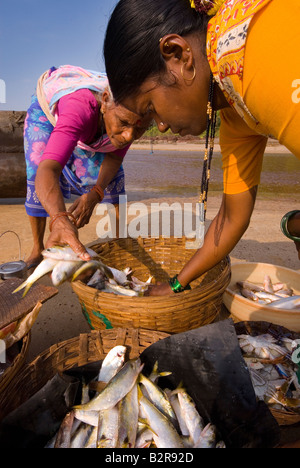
[238,332,300,413]
[46,346,225,449]
[236,275,300,310]
[12,246,152,298]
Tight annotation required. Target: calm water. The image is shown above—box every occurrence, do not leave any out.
[124,149,300,201]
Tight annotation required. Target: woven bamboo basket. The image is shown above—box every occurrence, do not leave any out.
[0,328,169,421]
[71,237,231,334]
[235,321,300,426]
[0,332,30,401]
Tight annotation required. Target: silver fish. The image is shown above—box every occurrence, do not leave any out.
[139,374,177,426]
[166,389,189,437]
[240,288,259,301]
[105,282,141,297]
[42,245,98,261]
[255,291,282,302]
[97,406,120,448]
[176,389,205,444]
[263,275,274,293]
[237,281,265,293]
[12,257,58,297]
[267,295,300,310]
[118,384,139,448]
[194,423,217,448]
[73,409,99,427]
[70,423,93,448]
[73,358,144,412]
[97,345,127,383]
[72,259,114,281]
[51,260,83,287]
[139,392,184,448]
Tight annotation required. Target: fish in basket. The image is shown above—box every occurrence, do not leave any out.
[12,245,152,298]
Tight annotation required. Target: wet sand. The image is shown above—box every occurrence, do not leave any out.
[0,143,299,362]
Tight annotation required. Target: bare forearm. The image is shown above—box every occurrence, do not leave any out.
[35,160,66,217]
[177,189,257,287]
[96,153,123,190]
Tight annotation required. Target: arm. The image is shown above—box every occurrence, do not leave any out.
[68,152,123,227]
[148,188,257,295]
[35,159,92,260]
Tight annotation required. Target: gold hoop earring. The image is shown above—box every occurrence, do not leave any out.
[181,63,196,82]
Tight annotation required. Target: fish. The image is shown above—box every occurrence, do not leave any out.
[104,282,141,297]
[240,288,259,301]
[71,259,114,282]
[97,345,127,383]
[54,411,75,448]
[267,295,300,310]
[166,389,190,437]
[118,384,139,448]
[194,423,217,448]
[97,406,120,448]
[254,291,282,302]
[263,275,274,293]
[138,391,184,449]
[12,258,58,296]
[176,389,205,444]
[73,358,144,412]
[51,260,84,287]
[139,374,177,426]
[73,409,99,427]
[70,423,93,449]
[238,334,288,360]
[42,246,98,261]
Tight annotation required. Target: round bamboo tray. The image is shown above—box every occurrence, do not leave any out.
[71,237,231,334]
[0,332,30,406]
[223,262,300,332]
[235,321,300,426]
[0,328,169,421]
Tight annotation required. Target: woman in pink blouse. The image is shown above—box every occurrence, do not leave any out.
[24,65,150,269]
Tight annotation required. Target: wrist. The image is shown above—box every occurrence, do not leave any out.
[90,185,104,202]
[281,210,300,242]
[49,211,77,232]
[169,274,191,293]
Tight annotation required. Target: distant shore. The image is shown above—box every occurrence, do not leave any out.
[131,138,292,154]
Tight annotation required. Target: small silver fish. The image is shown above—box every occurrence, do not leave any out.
[74,358,144,412]
[12,257,58,296]
[72,259,114,281]
[194,423,216,448]
[138,392,184,449]
[51,260,83,287]
[176,389,205,444]
[267,295,300,310]
[97,406,120,448]
[97,345,127,383]
[42,245,98,261]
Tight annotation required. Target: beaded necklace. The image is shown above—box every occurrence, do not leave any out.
[198,73,217,246]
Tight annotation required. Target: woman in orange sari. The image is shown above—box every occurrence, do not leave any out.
[104,0,300,295]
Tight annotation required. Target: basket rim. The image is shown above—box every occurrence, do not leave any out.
[71,255,231,302]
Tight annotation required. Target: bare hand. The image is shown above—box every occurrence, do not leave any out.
[68,191,99,228]
[46,217,92,261]
[144,282,174,296]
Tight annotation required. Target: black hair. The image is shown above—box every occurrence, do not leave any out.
[103,0,208,102]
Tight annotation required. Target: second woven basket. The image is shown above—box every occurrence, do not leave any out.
[72,237,231,334]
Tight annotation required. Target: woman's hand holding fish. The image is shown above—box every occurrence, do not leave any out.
[144,282,173,296]
[68,191,99,229]
[46,216,92,262]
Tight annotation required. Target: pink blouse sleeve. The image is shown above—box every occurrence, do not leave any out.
[40,89,99,168]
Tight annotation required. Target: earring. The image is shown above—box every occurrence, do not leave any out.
[181,63,196,82]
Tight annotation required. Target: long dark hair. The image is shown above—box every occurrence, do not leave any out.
[104,0,209,102]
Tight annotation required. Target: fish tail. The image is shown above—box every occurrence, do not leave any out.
[12,280,29,295]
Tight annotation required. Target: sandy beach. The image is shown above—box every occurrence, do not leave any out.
[0,142,299,362]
